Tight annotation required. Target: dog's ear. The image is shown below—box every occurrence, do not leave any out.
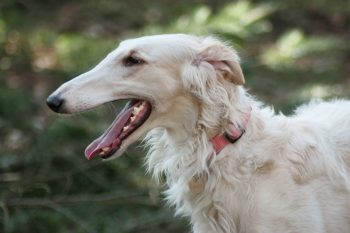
[194,38,245,85]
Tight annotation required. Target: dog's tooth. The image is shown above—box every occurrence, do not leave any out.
[123,126,129,131]
[130,116,136,122]
[102,147,110,152]
[133,106,141,115]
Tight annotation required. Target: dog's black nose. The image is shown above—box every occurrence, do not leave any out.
[46,95,64,113]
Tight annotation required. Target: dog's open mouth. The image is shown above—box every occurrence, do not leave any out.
[85,99,152,160]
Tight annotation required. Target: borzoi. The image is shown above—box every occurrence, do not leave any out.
[47,34,350,233]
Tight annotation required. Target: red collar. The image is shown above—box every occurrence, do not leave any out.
[208,109,251,163]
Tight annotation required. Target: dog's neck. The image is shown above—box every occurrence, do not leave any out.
[145,86,253,186]
[144,87,267,233]
[208,108,251,165]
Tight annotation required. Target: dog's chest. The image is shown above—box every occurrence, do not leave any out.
[183,158,290,233]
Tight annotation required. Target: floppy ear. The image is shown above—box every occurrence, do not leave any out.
[195,38,245,85]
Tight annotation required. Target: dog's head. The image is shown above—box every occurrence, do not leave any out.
[47,34,244,160]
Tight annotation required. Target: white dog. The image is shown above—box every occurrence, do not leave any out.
[47,34,350,233]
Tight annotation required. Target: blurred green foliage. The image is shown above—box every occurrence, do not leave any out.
[0,0,349,233]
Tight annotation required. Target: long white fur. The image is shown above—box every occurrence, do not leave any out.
[51,34,350,233]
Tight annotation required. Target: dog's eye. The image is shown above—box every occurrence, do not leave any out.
[123,56,144,67]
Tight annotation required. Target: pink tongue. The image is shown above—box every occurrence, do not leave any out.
[84,103,135,160]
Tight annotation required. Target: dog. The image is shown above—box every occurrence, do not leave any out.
[47,34,350,233]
